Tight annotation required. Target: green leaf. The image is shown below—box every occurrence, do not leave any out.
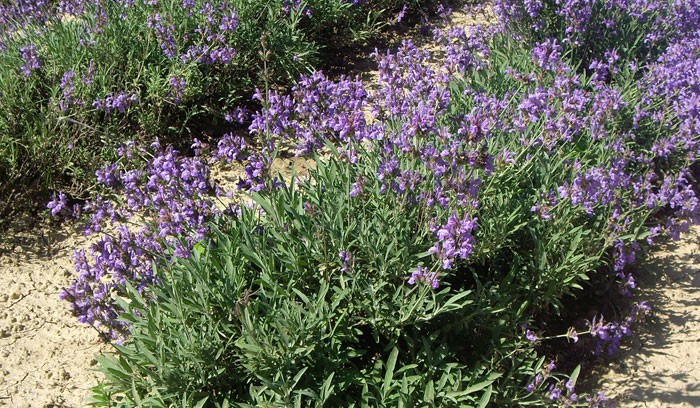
[250,192,275,216]
[193,397,209,408]
[569,365,581,386]
[292,288,310,304]
[320,372,335,403]
[440,290,473,311]
[516,300,529,318]
[291,367,309,389]
[463,372,502,395]
[423,379,435,404]
[382,347,399,396]
[239,244,264,270]
[477,385,492,408]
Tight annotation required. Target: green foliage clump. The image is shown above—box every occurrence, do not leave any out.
[0,0,425,214]
[63,2,700,406]
[92,156,509,407]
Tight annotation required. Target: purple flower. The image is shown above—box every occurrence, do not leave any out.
[93,92,139,114]
[59,70,79,110]
[96,163,119,186]
[586,390,614,407]
[428,212,478,270]
[168,75,187,104]
[526,373,544,393]
[568,327,579,343]
[532,38,564,71]
[587,301,650,356]
[219,10,239,32]
[20,44,41,77]
[565,379,575,393]
[525,330,538,342]
[395,4,408,23]
[339,251,354,273]
[147,13,178,59]
[548,385,562,400]
[282,0,302,14]
[61,141,221,340]
[214,132,248,163]
[47,192,68,216]
[224,106,249,124]
[408,266,440,289]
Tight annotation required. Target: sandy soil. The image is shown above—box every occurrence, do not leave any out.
[0,216,104,407]
[583,226,700,407]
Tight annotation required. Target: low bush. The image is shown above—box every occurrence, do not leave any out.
[54,1,700,406]
[493,0,700,74]
[0,0,428,214]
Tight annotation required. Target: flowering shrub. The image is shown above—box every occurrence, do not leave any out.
[0,0,428,214]
[493,0,700,72]
[53,1,700,406]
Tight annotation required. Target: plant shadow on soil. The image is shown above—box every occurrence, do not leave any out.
[0,212,84,264]
[320,1,493,85]
[593,235,700,407]
[551,232,700,407]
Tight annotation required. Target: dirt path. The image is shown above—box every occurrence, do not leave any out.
[583,226,700,407]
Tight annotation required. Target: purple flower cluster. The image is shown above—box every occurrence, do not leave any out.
[20,44,41,77]
[526,360,614,407]
[57,0,87,18]
[249,71,369,157]
[58,140,220,340]
[586,391,615,408]
[495,0,700,56]
[0,1,54,40]
[429,213,478,270]
[557,160,633,216]
[227,38,504,284]
[59,70,84,111]
[179,1,239,64]
[168,75,187,105]
[147,13,179,59]
[92,92,138,114]
[532,38,565,71]
[339,251,355,274]
[215,129,281,192]
[281,0,303,15]
[408,266,439,289]
[587,301,651,355]
[525,360,557,393]
[630,31,700,241]
[47,192,70,217]
[432,24,494,73]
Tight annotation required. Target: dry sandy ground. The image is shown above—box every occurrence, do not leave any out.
[583,226,700,408]
[0,216,104,407]
[1,5,699,408]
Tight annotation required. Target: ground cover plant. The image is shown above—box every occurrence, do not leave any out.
[0,0,427,215]
[50,0,700,406]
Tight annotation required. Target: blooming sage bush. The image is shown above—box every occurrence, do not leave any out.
[0,0,428,214]
[55,2,700,406]
[493,0,700,73]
